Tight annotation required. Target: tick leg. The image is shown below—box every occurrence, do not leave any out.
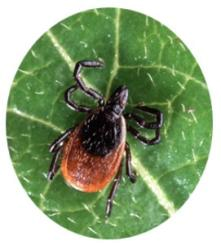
[135,105,163,128]
[49,127,74,153]
[127,125,161,145]
[64,85,91,112]
[124,113,160,129]
[73,60,105,106]
[48,127,74,180]
[125,105,163,145]
[125,142,136,183]
[105,165,122,218]
[124,106,163,129]
[48,148,62,181]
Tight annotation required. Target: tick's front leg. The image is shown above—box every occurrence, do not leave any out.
[73,60,105,106]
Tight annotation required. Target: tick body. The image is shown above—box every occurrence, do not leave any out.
[48,60,163,217]
[62,111,126,192]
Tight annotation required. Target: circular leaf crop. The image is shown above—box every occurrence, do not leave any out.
[7,8,212,239]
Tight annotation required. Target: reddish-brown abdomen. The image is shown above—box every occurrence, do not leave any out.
[61,118,126,192]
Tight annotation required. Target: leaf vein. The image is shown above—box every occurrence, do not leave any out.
[132,155,176,216]
[46,30,75,71]
[47,30,99,91]
[105,8,120,99]
[7,107,63,133]
[157,156,207,182]
[119,64,207,89]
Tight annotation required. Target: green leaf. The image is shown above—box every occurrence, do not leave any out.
[7,8,212,239]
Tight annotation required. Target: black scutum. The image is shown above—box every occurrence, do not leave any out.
[80,110,122,156]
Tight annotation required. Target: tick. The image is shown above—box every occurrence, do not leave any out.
[48,60,163,217]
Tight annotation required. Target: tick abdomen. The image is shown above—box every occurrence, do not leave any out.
[61,115,126,192]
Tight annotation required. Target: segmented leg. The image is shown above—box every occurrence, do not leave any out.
[105,165,122,218]
[125,105,163,145]
[124,106,163,129]
[124,113,160,129]
[125,142,136,183]
[64,85,91,112]
[135,105,163,128]
[127,126,161,145]
[48,127,74,180]
[74,60,105,106]
[48,149,62,181]
[49,127,74,153]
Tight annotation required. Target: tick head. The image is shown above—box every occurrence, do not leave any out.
[105,85,128,120]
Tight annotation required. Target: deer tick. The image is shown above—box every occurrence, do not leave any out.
[48,60,163,217]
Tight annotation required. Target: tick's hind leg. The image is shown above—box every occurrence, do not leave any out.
[48,127,74,180]
[125,142,136,183]
[105,165,122,218]
[48,149,62,181]
[74,60,105,106]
